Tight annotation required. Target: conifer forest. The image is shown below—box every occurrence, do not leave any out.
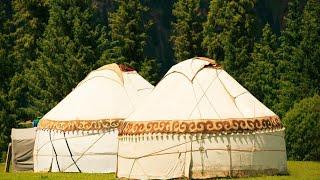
[0,0,319,161]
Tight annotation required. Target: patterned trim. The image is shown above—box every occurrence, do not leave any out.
[38,118,123,132]
[119,116,282,136]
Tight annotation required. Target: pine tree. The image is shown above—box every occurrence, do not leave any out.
[9,0,109,119]
[0,0,13,91]
[0,0,48,151]
[1,0,48,95]
[0,0,11,31]
[0,91,7,151]
[244,24,278,108]
[0,90,18,152]
[275,0,308,116]
[0,1,49,142]
[203,0,258,83]
[0,1,12,152]
[103,0,158,84]
[299,0,320,93]
[171,0,205,62]
[9,0,49,72]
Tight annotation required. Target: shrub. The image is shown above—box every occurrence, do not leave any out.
[1,151,6,163]
[283,94,320,161]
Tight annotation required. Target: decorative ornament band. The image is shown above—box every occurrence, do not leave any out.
[119,116,282,136]
[38,118,123,132]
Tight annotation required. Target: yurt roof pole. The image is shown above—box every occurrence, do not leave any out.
[63,132,81,172]
[60,132,106,172]
[49,131,61,172]
[188,69,223,120]
[77,75,123,88]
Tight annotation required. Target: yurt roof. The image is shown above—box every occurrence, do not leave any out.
[120,57,282,135]
[38,63,153,132]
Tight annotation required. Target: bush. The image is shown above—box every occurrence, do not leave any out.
[283,94,320,161]
[1,151,6,163]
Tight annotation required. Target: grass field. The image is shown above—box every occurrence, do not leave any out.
[0,161,319,179]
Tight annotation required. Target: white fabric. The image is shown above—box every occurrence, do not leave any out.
[117,58,287,179]
[11,128,36,140]
[43,70,153,121]
[11,128,36,171]
[118,132,287,179]
[34,64,153,173]
[128,60,275,122]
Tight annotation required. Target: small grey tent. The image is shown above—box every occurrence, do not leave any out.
[11,128,36,171]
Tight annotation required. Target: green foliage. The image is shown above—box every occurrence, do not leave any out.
[0,1,14,152]
[299,0,320,93]
[275,0,319,117]
[0,89,19,152]
[243,24,278,108]
[281,1,320,160]
[9,0,109,118]
[105,0,151,66]
[0,0,11,31]
[275,0,304,117]
[0,0,48,151]
[0,152,6,163]
[139,58,159,85]
[203,0,258,83]
[283,95,320,161]
[0,0,13,91]
[9,0,49,71]
[102,0,158,84]
[171,0,205,62]
[0,91,9,152]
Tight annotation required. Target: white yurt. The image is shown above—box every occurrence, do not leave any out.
[33,63,153,173]
[117,57,287,179]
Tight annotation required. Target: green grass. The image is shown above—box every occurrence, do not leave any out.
[0,161,319,179]
[238,161,320,180]
[0,163,115,180]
